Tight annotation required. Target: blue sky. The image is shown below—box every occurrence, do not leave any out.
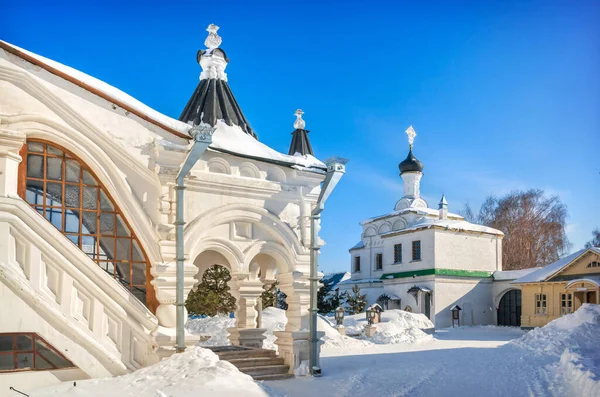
[3,1,599,273]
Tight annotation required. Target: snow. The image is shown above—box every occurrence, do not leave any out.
[492,268,538,281]
[381,218,504,236]
[361,206,464,224]
[337,277,382,285]
[1,41,326,171]
[32,346,267,397]
[514,247,600,283]
[208,121,326,170]
[264,305,600,397]
[1,40,191,136]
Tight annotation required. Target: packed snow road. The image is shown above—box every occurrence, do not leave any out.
[260,325,597,397]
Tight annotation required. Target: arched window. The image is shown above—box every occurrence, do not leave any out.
[18,140,154,310]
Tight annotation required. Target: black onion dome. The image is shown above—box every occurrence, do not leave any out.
[399,148,424,174]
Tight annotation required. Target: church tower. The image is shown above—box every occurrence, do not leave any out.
[395,125,427,210]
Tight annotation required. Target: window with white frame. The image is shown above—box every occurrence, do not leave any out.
[375,253,383,270]
[354,256,361,273]
[560,293,573,315]
[535,294,547,315]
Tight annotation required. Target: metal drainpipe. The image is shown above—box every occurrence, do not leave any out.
[175,124,214,353]
[309,157,347,376]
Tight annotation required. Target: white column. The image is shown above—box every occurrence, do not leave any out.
[0,129,26,197]
[400,171,422,199]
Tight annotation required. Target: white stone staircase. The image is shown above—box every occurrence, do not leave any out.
[0,197,159,378]
[206,346,294,381]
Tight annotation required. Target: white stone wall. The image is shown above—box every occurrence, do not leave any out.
[434,231,502,272]
[433,278,495,328]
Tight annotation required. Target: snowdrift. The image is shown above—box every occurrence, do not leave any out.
[32,347,267,397]
[511,304,600,397]
[186,308,433,350]
[343,309,434,344]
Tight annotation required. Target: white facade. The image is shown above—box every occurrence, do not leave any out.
[0,27,332,391]
[340,130,506,329]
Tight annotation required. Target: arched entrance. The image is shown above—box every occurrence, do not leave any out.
[498,289,521,326]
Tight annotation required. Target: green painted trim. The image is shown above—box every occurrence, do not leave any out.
[381,268,493,280]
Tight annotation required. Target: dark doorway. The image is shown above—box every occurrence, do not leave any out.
[498,290,521,326]
[424,292,431,319]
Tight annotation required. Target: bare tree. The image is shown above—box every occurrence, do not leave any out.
[461,189,571,270]
[585,228,600,248]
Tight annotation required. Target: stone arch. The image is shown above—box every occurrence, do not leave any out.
[185,203,304,263]
[13,122,161,266]
[238,162,260,178]
[392,218,407,231]
[207,157,231,174]
[364,226,377,237]
[190,238,244,275]
[266,167,286,183]
[378,222,392,234]
[243,240,294,275]
[192,249,235,283]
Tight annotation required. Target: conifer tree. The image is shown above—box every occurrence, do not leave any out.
[344,284,367,315]
[185,265,236,316]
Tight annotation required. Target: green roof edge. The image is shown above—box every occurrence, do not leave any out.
[381,268,493,280]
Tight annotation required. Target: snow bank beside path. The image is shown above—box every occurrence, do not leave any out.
[341,309,434,344]
[32,347,267,397]
[512,304,600,397]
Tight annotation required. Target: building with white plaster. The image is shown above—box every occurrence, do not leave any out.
[0,25,339,390]
[339,127,531,329]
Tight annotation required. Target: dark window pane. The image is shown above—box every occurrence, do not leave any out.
[82,187,98,210]
[45,208,63,230]
[34,339,72,368]
[65,160,80,182]
[47,146,63,156]
[116,215,130,237]
[132,262,146,285]
[82,211,97,234]
[27,155,44,178]
[100,191,114,211]
[65,185,80,207]
[132,287,146,303]
[0,354,14,370]
[99,237,115,260]
[16,335,32,351]
[65,210,80,233]
[132,240,144,262]
[116,238,131,261]
[100,213,115,235]
[34,354,54,369]
[0,336,13,352]
[116,262,131,284]
[82,169,96,186]
[26,180,44,205]
[28,142,44,152]
[16,353,33,369]
[46,157,63,180]
[46,182,63,206]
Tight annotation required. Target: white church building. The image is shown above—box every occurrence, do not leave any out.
[0,25,342,391]
[339,127,532,329]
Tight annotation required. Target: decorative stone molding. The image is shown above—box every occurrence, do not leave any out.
[0,129,25,197]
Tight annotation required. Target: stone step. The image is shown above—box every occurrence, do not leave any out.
[228,357,285,368]
[254,373,295,381]
[214,348,277,360]
[240,364,290,377]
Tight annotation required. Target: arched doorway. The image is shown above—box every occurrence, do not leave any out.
[498,290,522,326]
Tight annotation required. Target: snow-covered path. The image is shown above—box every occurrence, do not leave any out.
[260,327,559,397]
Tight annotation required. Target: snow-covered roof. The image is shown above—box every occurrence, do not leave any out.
[338,278,382,286]
[0,40,326,171]
[321,272,351,287]
[381,218,504,237]
[349,241,365,251]
[361,206,463,225]
[492,268,539,281]
[513,247,600,284]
